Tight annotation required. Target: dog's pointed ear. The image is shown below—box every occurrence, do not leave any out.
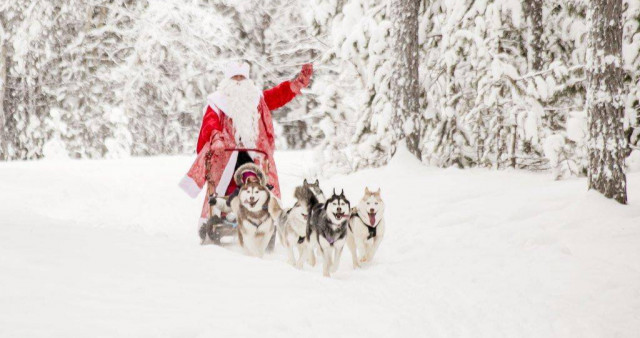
[365,187,371,194]
[340,189,345,197]
[332,188,336,196]
[314,179,319,186]
[375,188,381,196]
[303,179,308,186]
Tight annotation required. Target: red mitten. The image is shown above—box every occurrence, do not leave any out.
[290,63,313,94]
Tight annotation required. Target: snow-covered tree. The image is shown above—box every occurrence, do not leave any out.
[0,7,9,160]
[308,0,397,171]
[390,0,421,158]
[226,0,323,149]
[419,0,539,169]
[586,0,627,203]
[623,0,640,155]
[0,0,638,179]
[115,0,237,156]
[524,0,544,71]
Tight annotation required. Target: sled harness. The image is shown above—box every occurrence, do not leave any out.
[351,213,381,240]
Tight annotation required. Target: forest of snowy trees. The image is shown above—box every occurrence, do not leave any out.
[1,0,639,191]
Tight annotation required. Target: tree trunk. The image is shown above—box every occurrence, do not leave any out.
[586,0,627,204]
[0,18,7,160]
[524,0,543,71]
[390,0,421,159]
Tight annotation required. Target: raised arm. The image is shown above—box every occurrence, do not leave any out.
[263,63,314,111]
[263,81,297,111]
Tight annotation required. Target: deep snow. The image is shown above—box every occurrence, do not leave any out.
[1,149,640,337]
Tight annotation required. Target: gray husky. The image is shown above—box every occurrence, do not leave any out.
[277,179,325,268]
[305,189,350,277]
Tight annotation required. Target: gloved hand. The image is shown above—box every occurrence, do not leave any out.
[290,63,313,94]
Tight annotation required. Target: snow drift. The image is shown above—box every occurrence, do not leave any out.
[1,149,640,337]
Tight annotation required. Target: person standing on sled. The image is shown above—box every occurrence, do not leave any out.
[179,61,314,228]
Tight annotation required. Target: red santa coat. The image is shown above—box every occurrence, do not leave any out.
[179,81,298,220]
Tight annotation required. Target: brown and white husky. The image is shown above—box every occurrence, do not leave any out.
[212,163,282,257]
[346,187,385,268]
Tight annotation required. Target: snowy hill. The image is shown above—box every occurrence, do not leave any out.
[1,150,640,337]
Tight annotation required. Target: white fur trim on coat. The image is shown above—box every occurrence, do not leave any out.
[179,175,201,198]
[207,92,227,116]
[216,151,238,196]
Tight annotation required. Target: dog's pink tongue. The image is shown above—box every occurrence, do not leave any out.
[369,213,376,226]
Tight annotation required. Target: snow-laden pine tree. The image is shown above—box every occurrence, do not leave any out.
[524,0,544,71]
[390,0,421,159]
[420,0,543,169]
[623,0,640,154]
[0,6,9,160]
[303,0,362,175]
[308,0,397,171]
[0,0,146,159]
[45,0,146,159]
[586,0,627,204]
[0,1,49,160]
[227,0,323,150]
[116,0,237,156]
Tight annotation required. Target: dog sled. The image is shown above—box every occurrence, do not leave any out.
[199,147,275,248]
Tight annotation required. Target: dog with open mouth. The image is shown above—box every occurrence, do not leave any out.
[305,189,350,277]
[277,179,325,268]
[346,187,385,267]
[211,163,282,257]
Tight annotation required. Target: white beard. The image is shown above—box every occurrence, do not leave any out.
[218,78,262,148]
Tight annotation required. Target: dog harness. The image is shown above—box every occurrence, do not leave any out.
[320,222,347,247]
[351,213,381,240]
[245,215,269,228]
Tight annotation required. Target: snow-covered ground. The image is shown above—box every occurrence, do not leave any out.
[1,150,640,337]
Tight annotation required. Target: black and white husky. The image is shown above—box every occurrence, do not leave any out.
[277,179,325,268]
[305,189,350,277]
[347,188,385,267]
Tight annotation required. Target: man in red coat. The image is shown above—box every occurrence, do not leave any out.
[179,61,313,224]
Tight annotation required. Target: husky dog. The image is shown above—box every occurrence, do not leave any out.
[211,163,282,257]
[347,188,385,267]
[304,179,326,204]
[306,189,350,277]
[277,179,325,267]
